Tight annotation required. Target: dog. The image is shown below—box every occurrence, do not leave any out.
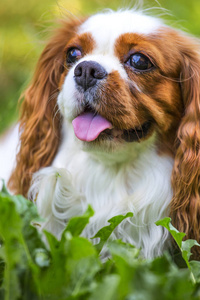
[1,9,200,259]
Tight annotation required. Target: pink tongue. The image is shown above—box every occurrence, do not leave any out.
[72,112,112,142]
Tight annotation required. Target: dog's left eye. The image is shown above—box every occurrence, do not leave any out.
[66,48,82,64]
[127,53,153,71]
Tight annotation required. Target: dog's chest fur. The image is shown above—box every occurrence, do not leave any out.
[32,125,174,259]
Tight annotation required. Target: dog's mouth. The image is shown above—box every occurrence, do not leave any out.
[72,109,152,143]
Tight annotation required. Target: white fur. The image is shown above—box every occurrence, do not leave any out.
[29,121,174,259]
[0,124,19,189]
[79,10,163,53]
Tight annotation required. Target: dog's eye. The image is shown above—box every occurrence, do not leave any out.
[128,53,153,71]
[66,48,82,64]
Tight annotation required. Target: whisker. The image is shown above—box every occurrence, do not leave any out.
[48,91,60,104]
[52,106,62,140]
[160,71,196,83]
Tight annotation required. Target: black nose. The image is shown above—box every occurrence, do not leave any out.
[74,61,107,91]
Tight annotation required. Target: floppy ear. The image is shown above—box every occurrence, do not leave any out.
[170,35,200,258]
[8,18,83,196]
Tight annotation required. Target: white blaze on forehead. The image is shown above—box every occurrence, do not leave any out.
[78,10,163,54]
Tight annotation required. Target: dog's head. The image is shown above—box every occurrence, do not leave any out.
[58,11,182,154]
[58,12,162,150]
[55,11,199,160]
[10,10,200,252]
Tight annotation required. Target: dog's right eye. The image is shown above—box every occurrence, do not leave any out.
[126,53,154,71]
[66,48,82,64]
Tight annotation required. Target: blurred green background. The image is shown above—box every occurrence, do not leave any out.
[1,0,200,133]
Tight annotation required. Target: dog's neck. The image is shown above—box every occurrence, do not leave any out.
[54,121,158,165]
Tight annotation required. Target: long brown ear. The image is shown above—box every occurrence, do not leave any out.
[171,35,200,258]
[8,18,83,196]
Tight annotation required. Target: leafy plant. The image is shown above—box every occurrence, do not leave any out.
[156,218,200,284]
[0,183,200,300]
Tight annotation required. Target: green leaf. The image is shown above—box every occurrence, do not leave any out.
[155,217,186,249]
[182,239,200,264]
[42,229,101,298]
[149,252,175,275]
[0,180,10,195]
[108,240,140,265]
[93,212,133,253]
[89,274,120,300]
[107,240,140,299]
[0,194,26,300]
[0,191,47,299]
[65,237,101,297]
[43,230,60,252]
[62,205,94,238]
[156,217,200,283]
[190,261,200,283]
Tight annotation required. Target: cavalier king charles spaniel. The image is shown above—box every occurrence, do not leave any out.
[1,9,200,259]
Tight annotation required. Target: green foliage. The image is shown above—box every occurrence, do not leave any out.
[156,218,200,284]
[0,185,200,299]
[93,212,133,253]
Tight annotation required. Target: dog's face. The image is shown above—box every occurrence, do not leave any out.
[57,11,184,154]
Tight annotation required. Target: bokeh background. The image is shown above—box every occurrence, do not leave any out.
[1,0,200,133]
